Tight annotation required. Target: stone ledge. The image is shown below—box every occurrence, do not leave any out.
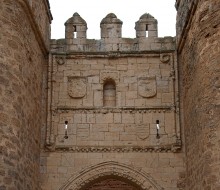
[45,142,182,153]
[51,50,175,57]
[54,105,175,114]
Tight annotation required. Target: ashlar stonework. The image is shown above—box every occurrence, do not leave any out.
[42,12,182,190]
[0,0,219,190]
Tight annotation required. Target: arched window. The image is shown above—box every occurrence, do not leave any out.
[103,80,116,107]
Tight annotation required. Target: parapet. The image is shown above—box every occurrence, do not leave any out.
[65,12,87,42]
[100,13,123,38]
[135,13,158,38]
[51,12,175,52]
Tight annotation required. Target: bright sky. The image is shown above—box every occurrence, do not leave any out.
[49,0,176,39]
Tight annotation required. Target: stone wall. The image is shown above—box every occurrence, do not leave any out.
[26,0,52,49]
[176,0,220,189]
[40,153,185,190]
[41,12,185,190]
[0,0,51,189]
[46,53,179,149]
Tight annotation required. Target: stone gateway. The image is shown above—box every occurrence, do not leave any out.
[0,0,219,190]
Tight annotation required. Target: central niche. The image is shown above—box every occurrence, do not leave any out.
[103,80,116,107]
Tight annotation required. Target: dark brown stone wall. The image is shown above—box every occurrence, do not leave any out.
[0,0,51,189]
[27,0,52,50]
[177,0,220,189]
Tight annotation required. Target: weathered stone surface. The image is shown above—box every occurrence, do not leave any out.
[0,0,51,189]
[43,8,182,190]
[176,0,220,189]
[84,178,138,190]
[2,0,219,189]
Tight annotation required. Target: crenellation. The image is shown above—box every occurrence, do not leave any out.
[51,12,175,53]
[2,0,218,189]
[135,13,158,38]
[100,13,123,39]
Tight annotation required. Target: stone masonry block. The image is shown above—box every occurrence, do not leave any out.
[126,91,138,99]
[87,114,96,123]
[90,132,105,141]
[74,113,82,124]
[135,99,146,106]
[120,133,137,141]
[96,113,113,124]
[91,124,109,132]
[124,124,136,133]
[104,132,119,141]
[122,113,135,124]
[113,113,122,123]
[125,99,135,106]
[109,124,124,132]
[162,93,173,103]
[94,91,103,106]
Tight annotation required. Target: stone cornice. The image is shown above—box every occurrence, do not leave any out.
[52,106,175,115]
[51,51,175,60]
[45,142,182,153]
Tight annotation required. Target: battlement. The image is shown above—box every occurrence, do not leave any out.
[51,12,175,53]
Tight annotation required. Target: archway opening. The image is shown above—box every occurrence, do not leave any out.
[82,175,141,190]
[59,161,163,190]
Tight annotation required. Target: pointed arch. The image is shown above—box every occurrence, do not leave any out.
[59,161,163,190]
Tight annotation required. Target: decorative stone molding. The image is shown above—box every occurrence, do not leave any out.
[170,68,175,79]
[160,53,170,63]
[59,161,164,190]
[56,56,65,65]
[58,51,175,59]
[136,124,150,140]
[56,106,174,114]
[53,143,181,153]
[108,51,121,58]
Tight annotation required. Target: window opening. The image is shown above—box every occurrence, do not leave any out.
[73,25,77,38]
[146,24,148,37]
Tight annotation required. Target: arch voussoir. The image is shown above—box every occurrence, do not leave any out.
[59,161,163,190]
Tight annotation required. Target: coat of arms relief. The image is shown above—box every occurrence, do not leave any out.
[138,76,157,98]
[67,77,87,98]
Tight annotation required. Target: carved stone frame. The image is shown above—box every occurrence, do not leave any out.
[59,161,164,190]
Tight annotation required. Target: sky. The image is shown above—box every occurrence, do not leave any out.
[49,0,177,39]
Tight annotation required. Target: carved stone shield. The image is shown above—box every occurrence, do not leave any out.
[136,124,150,140]
[68,77,86,98]
[138,76,157,98]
